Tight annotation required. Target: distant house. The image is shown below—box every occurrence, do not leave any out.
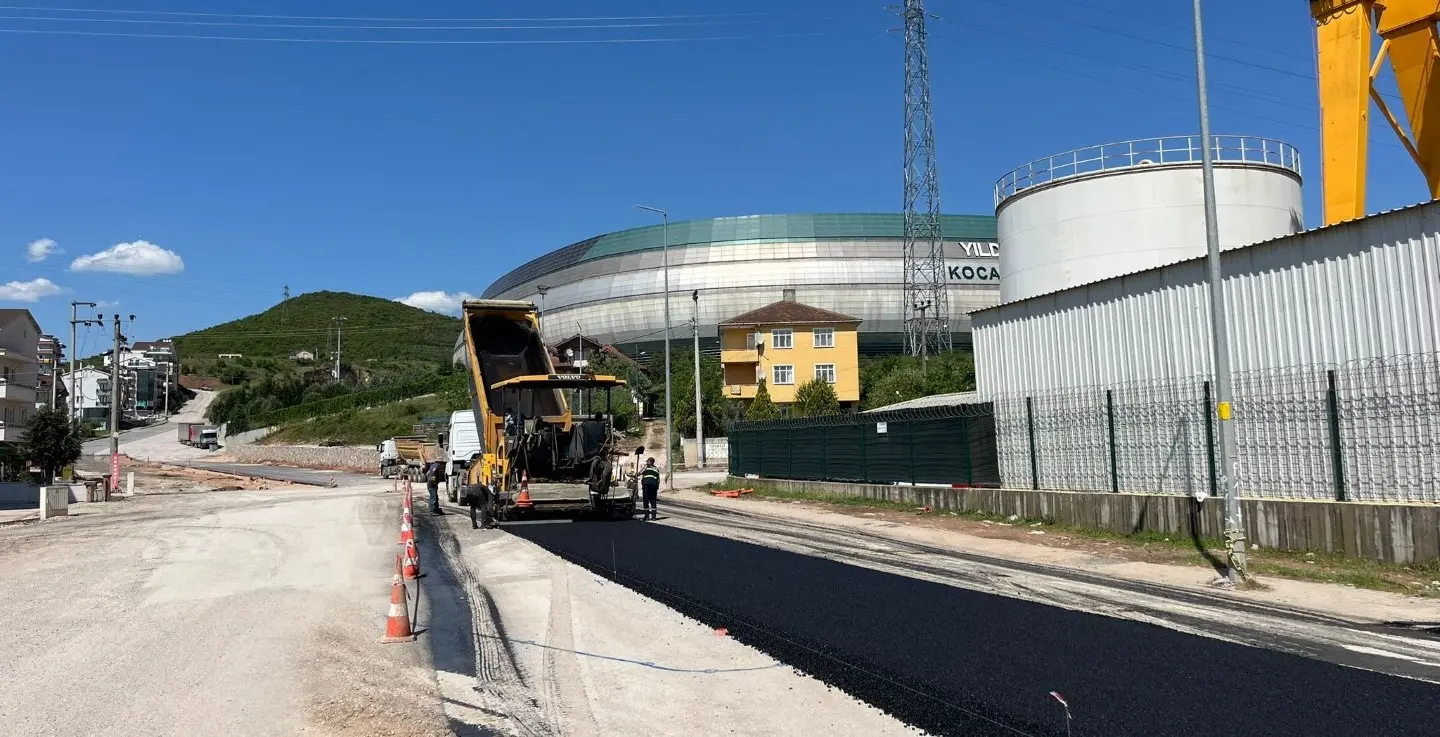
[63,367,113,423]
[290,350,315,361]
[550,334,635,373]
[0,309,43,446]
[218,353,242,360]
[718,291,862,409]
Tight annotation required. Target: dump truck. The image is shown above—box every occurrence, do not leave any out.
[391,434,440,480]
[457,299,635,520]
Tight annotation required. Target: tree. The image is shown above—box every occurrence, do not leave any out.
[859,350,977,410]
[21,408,82,483]
[746,378,780,420]
[793,378,840,417]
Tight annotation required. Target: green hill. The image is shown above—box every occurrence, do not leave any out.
[176,291,461,373]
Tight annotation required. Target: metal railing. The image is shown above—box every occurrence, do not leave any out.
[993,135,1302,207]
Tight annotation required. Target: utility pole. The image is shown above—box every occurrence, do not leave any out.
[332,316,347,381]
[912,300,931,378]
[536,285,550,337]
[1192,0,1246,584]
[692,291,704,468]
[576,322,585,416]
[69,301,97,424]
[109,314,130,493]
[162,363,171,417]
[282,284,290,327]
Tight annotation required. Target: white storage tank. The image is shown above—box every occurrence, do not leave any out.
[993,135,1304,304]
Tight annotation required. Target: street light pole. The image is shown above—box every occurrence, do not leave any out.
[1192,0,1246,584]
[692,291,704,468]
[636,205,673,489]
[332,316,347,381]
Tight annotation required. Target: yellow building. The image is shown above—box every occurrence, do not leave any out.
[719,293,861,408]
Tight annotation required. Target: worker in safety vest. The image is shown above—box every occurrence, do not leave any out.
[424,459,445,515]
[639,457,661,520]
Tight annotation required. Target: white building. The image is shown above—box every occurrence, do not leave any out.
[63,367,113,424]
[0,309,43,445]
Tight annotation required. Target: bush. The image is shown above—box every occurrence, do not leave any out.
[793,378,840,417]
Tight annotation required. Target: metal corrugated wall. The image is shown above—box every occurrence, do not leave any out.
[974,202,1440,391]
[971,202,1440,502]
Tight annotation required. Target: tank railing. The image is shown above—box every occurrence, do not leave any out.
[994,135,1302,207]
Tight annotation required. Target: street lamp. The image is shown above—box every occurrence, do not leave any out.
[635,204,673,489]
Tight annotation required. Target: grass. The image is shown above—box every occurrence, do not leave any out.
[706,480,1440,598]
[262,395,448,446]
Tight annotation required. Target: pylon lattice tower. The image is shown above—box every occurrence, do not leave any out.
[901,0,950,358]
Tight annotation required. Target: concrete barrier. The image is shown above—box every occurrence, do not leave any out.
[229,444,376,474]
[222,424,276,447]
[39,486,68,519]
[734,476,1440,565]
[682,438,729,469]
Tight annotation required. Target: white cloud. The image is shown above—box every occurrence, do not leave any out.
[0,277,63,302]
[395,290,475,315]
[70,240,184,275]
[26,238,61,263]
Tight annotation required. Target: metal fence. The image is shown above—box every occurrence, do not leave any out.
[729,352,1440,504]
[994,353,1440,503]
[729,404,1002,488]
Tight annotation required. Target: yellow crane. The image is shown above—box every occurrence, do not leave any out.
[1312,0,1440,224]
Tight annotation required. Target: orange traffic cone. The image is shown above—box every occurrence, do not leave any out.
[380,563,416,643]
[516,471,533,509]
[399,512,415,545]
[402,539,421,580]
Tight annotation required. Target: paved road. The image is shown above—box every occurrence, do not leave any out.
[178,462,367,487]
[511,520,1440,737]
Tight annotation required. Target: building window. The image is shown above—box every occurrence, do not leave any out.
[771,328,793,349]
[814,364,836,383]
[813,328,835,348]
[773,365,794,385]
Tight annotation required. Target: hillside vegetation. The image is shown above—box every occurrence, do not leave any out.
[176,291,460,368]
[180,291,465,432]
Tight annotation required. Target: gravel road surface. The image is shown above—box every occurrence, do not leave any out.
[0,478,448,736]
[510,519,1440,737]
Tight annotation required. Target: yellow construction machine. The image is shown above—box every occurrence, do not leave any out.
[456,299,639,521]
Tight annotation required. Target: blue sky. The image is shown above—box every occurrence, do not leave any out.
[0,0,1426,356]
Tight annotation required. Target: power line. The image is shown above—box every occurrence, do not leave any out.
[0,6,826,22]
[0,26,877,45]
[0,14,779,31]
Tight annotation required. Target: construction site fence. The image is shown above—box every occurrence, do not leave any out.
[731,352,1440,504]
[728,403,1003,488]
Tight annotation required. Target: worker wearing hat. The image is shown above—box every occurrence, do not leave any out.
[639,457,661,521]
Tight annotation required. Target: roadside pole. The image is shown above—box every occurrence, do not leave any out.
[1192,0,1247,583]
[109,315,122,493]
[692,291,704,468]
[69,300,97,424]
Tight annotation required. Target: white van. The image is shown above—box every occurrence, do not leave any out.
[445,410,482,501]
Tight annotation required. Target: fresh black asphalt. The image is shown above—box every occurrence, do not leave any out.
[511,520,1440,737]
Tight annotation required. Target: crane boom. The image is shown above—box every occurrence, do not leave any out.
[1312,0,1440,224]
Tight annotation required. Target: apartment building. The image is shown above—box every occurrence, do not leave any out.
[35,334,67,411]
[0,309,43,444]
[718,291,862,409]
[64,367,114,423]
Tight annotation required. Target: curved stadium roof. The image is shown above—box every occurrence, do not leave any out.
[482,212,998,298]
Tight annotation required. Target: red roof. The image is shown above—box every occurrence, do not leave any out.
[718,301,861,327]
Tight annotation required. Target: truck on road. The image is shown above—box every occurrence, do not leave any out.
[177,422,219,450]
[443,410,481,502]
[458,299,635,520]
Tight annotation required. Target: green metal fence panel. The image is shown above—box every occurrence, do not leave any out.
[729,403,1001,487]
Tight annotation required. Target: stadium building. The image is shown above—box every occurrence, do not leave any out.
[480,213,1000,357]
